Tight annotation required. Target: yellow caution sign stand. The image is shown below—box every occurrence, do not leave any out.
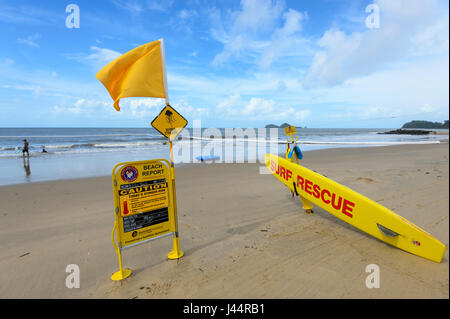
[110,104,188,281]
[111,159,180,280]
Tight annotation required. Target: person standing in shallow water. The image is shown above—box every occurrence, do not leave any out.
[22,139,29,158]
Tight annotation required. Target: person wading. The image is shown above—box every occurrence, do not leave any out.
[22,139,29,158]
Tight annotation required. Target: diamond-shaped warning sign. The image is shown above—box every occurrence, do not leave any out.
[284,126,296,135]
[151,105,188,139]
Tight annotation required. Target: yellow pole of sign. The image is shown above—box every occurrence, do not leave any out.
[160,39,183,259]
[167,138,184,259]
[111,221,132,281]
[111,173,132,281]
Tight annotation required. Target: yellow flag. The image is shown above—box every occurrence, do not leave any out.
[96,39,167,111]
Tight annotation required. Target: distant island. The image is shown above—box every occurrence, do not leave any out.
[379,129,431,135]
[401,120,448,129]
[265,123,291,128]
[379,120,449,135]
[265,123,308,129]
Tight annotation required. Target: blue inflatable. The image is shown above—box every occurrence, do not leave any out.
[196,155,220,162]
[287,145,303,160]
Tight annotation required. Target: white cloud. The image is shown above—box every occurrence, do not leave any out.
[242,97,275,115]
[0,59,97,100]
[212,35,244,66]
[111,0,143,14]
[233,0,284,33]
[50,96,209,121]
[210,1,311,69]
[0,84,42,95]
[259,9,307,68]
[16,33,40,48]
[292,109,311,121]
[277,9,305,37]
[305,54,449,121]
[126,98,164,117]
[410,16,449,56]
[211,0,287,66]
[178,9,197,20]
[53,105,81,115]
[214,94,310,123]
[53,98,112,116]
[170,8,198,34]
[360,106,390,120]
[124,98,209,120]
[217,94,241,111]
[303,0,447,88]
[419,104,438,113]
[173,101,210,120]
[83,46,122,67]
[64,46,122,70]
[74,98,86,108]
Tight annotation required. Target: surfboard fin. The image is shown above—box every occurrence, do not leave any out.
[292,182,299,196]
[377,223,399,237]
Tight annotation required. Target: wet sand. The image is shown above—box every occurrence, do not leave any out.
[0,142,448,298]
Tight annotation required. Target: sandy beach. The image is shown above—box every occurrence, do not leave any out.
[0,142,448,299]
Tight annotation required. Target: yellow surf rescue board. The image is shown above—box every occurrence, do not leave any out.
[265,154,446,263]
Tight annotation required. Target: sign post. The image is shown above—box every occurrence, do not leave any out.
[151,104,188,260]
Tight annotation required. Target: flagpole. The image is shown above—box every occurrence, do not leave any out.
[159,38,170,106]
[159,38,183,260]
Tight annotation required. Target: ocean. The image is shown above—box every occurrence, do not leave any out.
[0,127,446,186]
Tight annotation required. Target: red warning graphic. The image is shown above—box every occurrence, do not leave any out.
[123,200,129,215]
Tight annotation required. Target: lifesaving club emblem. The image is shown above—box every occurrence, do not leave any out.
[121,166,138,182]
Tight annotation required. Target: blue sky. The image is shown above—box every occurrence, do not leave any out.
[0,0,448,128]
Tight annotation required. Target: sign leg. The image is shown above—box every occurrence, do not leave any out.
[167,140,184,260]
[300,195,314,214]
[111,223,132,281]
[111,249,132,281]
[168,235,184,259]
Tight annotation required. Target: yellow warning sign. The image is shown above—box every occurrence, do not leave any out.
[151,105,188,139]
[112,159,176,248]
[284,125,296,135]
